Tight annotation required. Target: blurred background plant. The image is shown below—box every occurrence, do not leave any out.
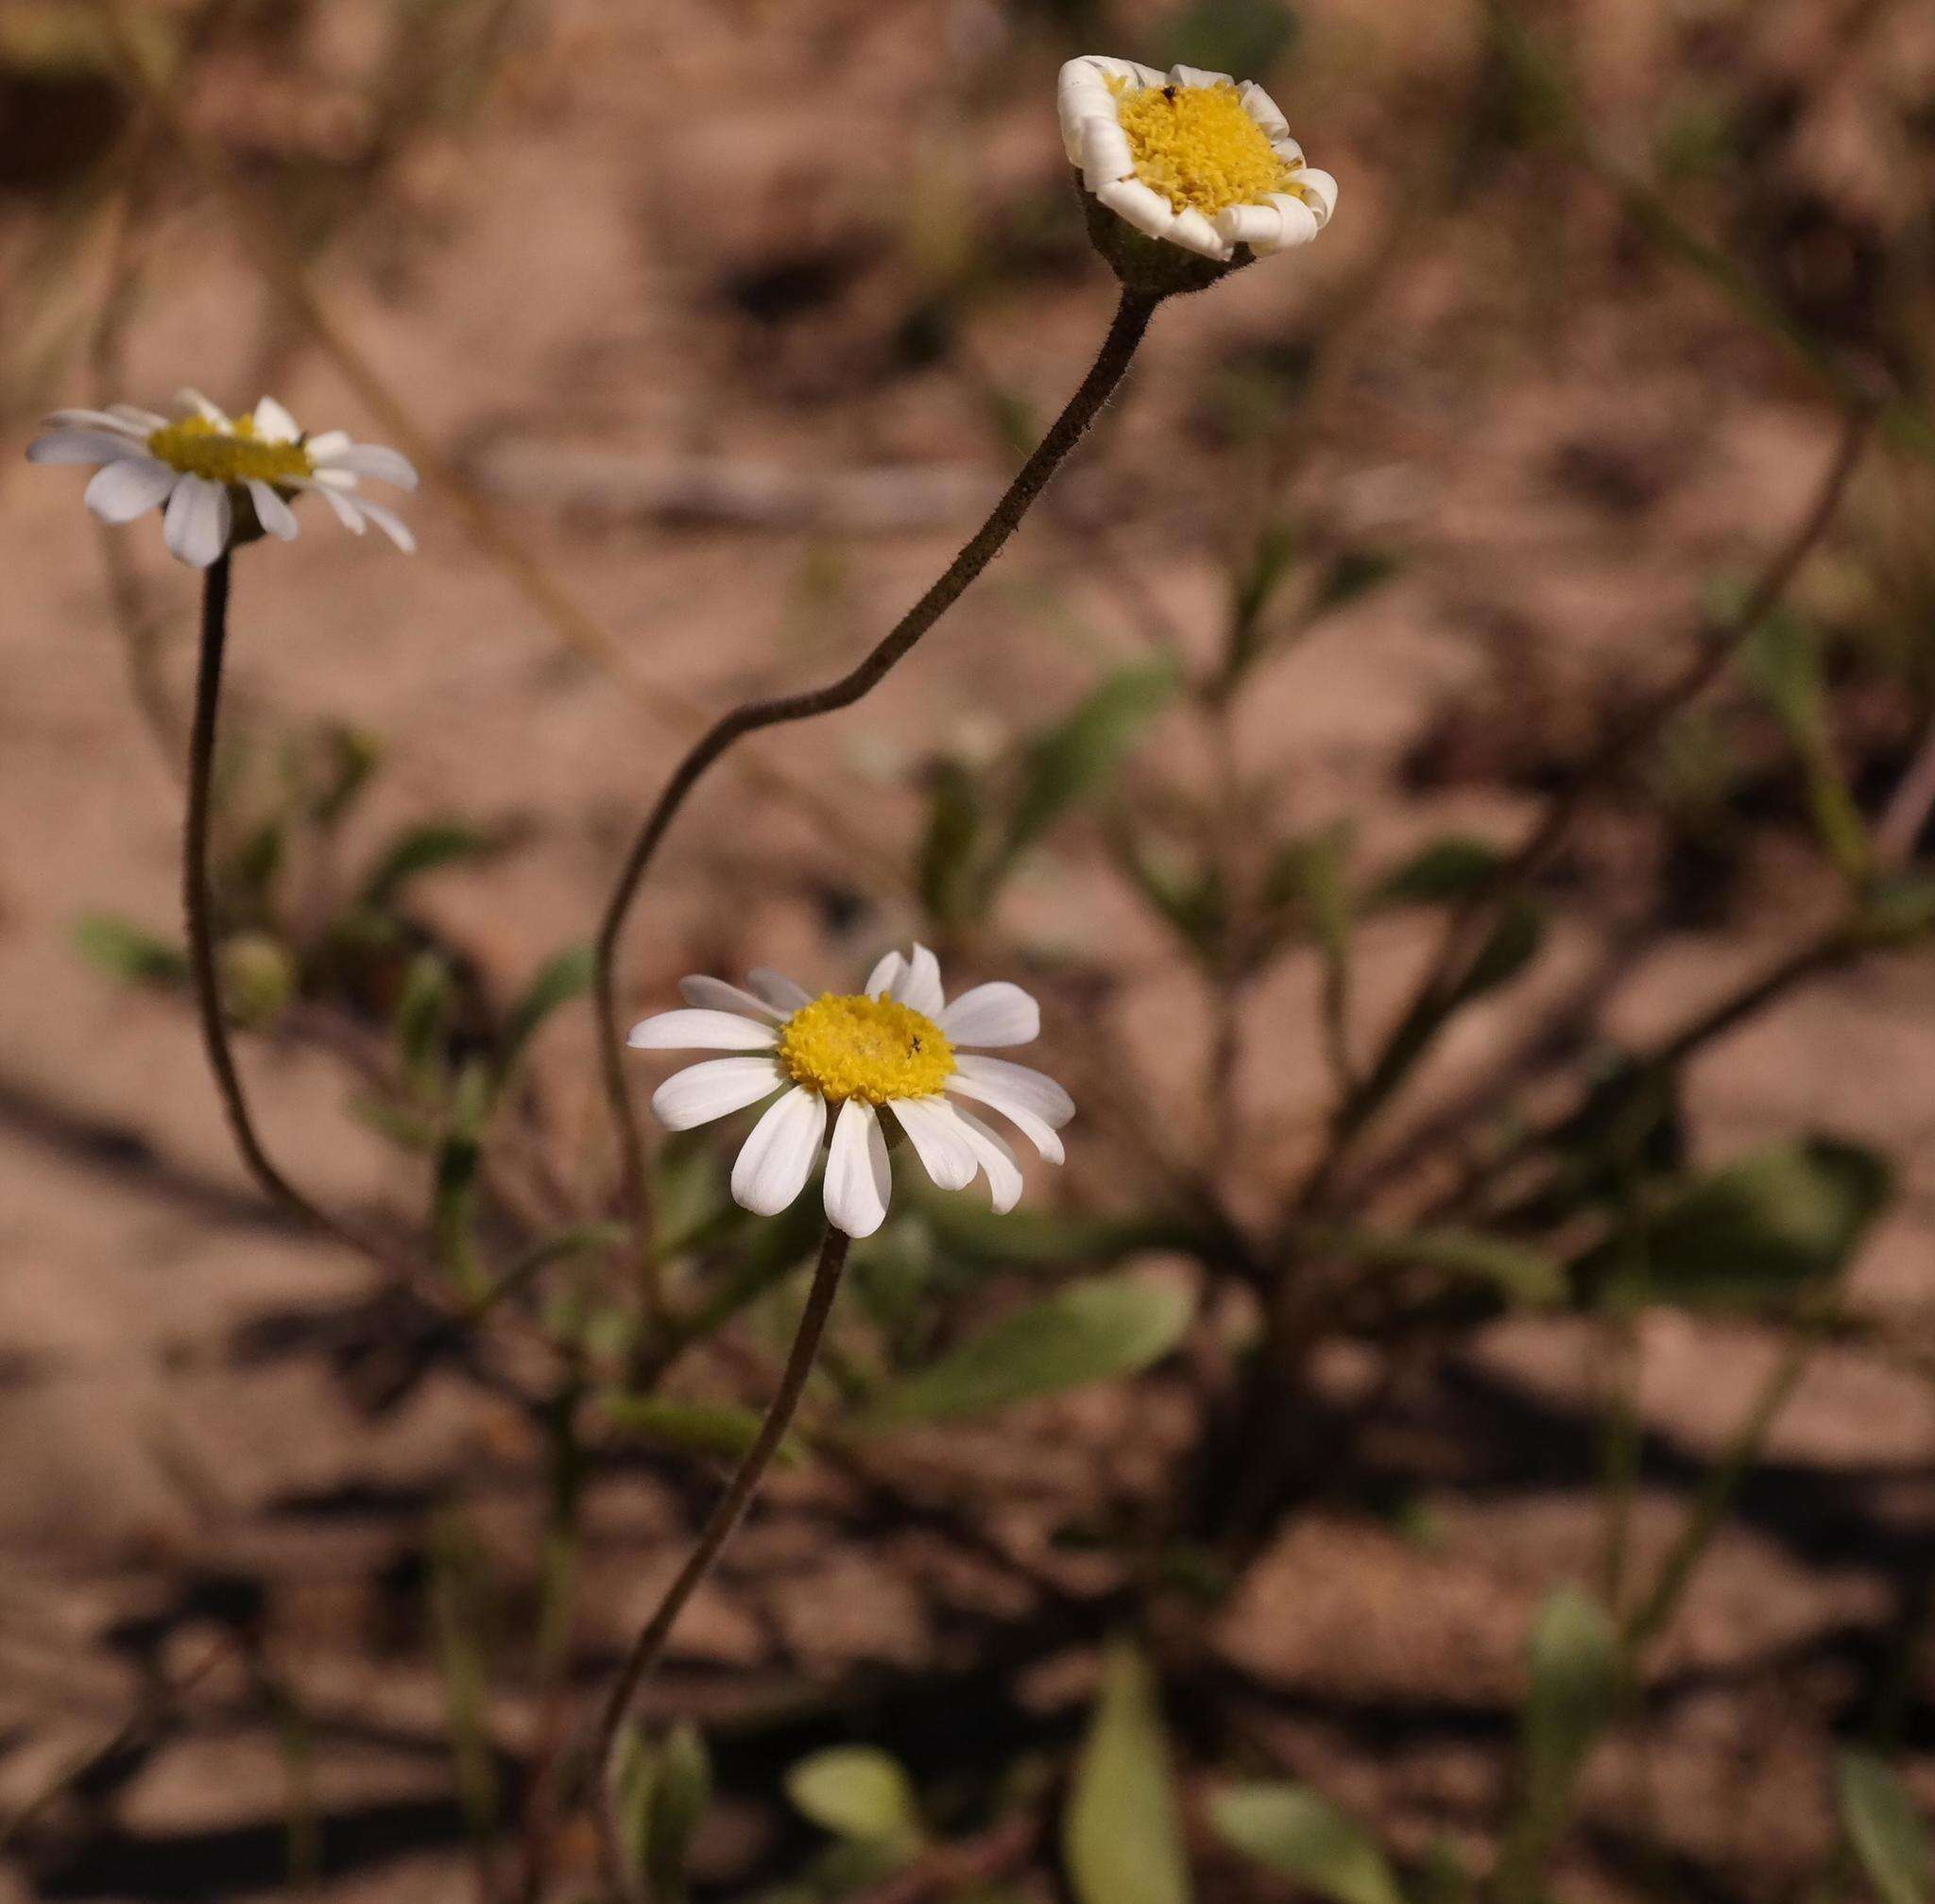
[3,0,1935,1900]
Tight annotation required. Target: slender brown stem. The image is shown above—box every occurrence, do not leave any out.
[1293,405,1874,1220]
[587,1222,852,1898]
[184,556,402,1270]
[593,290,1159,1318]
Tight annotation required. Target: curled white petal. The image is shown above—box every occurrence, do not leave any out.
[1095,176,1177,240]
[251,396,301,443]
[864,950,905,998]
[1079,112,1135,191]
[627,1008,778,1051]
[891,943,945,1018]
[1238,81,1291,139]
[84,457,178,524]
[1272,134,1306,168]
[247,480,300,541]
[1169,61,1233,89]
[163,475,232,568]
[730,1087,827,1215]
[1255,194,1322,253]
[1167,208,1235,260]
[651,1055,784,1130]
[938,982,1039,1049]
[747,968,813,1012]
[949,1105,1026,1212]
[824,1098,891,1238]
[1057,55,1161,158]
[1216,201,1287,251]
[1293,166,1338,227]
[889,1095,978,1192]
[681,975,786,1021]
[312,441,420,491]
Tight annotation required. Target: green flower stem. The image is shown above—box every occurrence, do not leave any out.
[185,553,401,1271]
[588,1220,852,1898]
[593,288,1159,1329]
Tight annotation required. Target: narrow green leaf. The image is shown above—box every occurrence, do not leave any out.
[1208,1784,1402,1904]
[1065,1640,1190,1904]
[433,1060,493,1297]
[1224,519,1302,683]
[1836,1749,1932,1904]
[394,951,454,1092]
[916,759,985,932]
[73,913,188,987]
[1577,1138,1891,1310]
[1310,546,1400,618]
[497,943,593,1077]
[1001,662,1178,868]
[645,1722,712,1904]
[1514,1586,1621,1861]
[600,1394,804,1468]
[786,1746,923,1847]
[918,1197,1210,1269]
[857,1275,1194,1430]
[1322,1225,1565,1309]
[1367,837,1506,911]
[360,819,502,911]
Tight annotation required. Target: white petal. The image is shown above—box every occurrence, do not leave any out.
[1216,200,1287,250]
[43,408,151,438]
[110,403,169,431]
[747,968,813,1012]
[1255,194,1322,253]
[627,1008,778,1051]
[650,1056,784,1130]
[351,496,417,552]
[1238,81,1291,139]
[1293,166,1338,226]
[1271,135,1306,168]
[1057,56,1153,157]
[950,1105,1027,1211]
[1167,208,1235,260]
[1169,62,1233,89]
[888,1096,977,1192]
[953,1055,1074,1129]
[1096,176,1176,239]
[84,457,177,524]
[311,441,419,490]
[1079,112,1135,189]
[303,429,351,460]
[680,975,785,1021]
[945,1074,1065,1165]
[864,950,905,998]
[891,943,945,1017]
[251,396,301,443]
[311,467,359,489]
[730,1087,827,1215]
[295,477,368,533]
[938,982,1039,1048]
[823,1098,891,1239]
[247,480,300,540]
[175,387,228,424]
[162,475,232,568]
[26,429,146,466]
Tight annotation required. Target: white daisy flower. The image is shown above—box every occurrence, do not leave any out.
[1057,57,1337,264]
[628,945,1073,1241]
[26,390,419,569]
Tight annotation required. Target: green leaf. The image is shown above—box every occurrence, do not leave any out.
[433,1060,493,1297]
[1578,1138,1892,1310]
[857,1275,1194,1430]
[497,943,593,1078]
[1310,546,1400,618]
[1001,662,1178,868]
[1207,1784,1402,1904]
[1224,520,1302,684]
[1836,1749,1932,1904]
[394,951,454,1092]
[73,913,187,987]
[786,1746,923,1847]
[614,1721,712,1904]
[1321,1226,1565,1309]
[1367,837,1506,911]
[916,759,985,932]
[918,1196,1210,1269]
[600,1394,804,1468]
[1115,832,1225,961]
[1515,1586,1621,1856]
[360,820,503,911]
[1065,1640,1190,1904]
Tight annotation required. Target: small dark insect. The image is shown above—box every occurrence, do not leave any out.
[911,1036,923,1052]
[1163,85,1179,102]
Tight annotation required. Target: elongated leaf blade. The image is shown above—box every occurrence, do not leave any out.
[1208,1784,1402,1904]
[1065,1640,1191,1904]
[1836,1750,1932,1904]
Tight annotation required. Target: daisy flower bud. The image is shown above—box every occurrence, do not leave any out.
[628,945,1073,1241]
[1058,58,1337,296]
[26,390,419,568]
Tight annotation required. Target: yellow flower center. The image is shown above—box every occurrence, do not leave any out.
[778,992,954,1106]
[1109,77,1294,216]
[146,414,312,487]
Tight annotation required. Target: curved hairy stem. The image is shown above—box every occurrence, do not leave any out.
[185,556,403,1271]
[593,289,1159,1319]
[588,1222,851,1897]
